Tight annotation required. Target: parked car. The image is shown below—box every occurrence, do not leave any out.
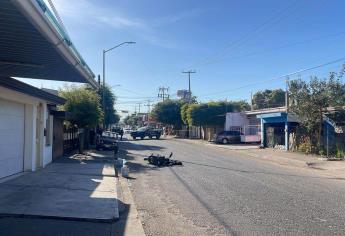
[123,128,132,134]
[112,127,122,134]
[96,131,118,150]
[130,126,162,140]
[215,130,241,144]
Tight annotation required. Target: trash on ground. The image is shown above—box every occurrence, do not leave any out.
[121,165,129,177]
[144,152,182,167]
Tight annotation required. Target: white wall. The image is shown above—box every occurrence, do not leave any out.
[24,104,34,171]
[43,109,53,167]
[0,86,54,172]
[225,112,249,131]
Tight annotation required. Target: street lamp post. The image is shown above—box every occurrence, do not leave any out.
[102,41,135,128]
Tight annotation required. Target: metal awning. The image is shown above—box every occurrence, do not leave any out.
[0,0,98,88]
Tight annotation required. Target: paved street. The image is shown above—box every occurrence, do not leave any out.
[121,137,345,236]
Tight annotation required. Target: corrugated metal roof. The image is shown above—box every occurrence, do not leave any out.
[244,107,287,115]
[0,0,97,87]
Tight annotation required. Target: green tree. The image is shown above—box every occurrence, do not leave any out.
[231,100,251,111]
[289,73,345,148]
[151,99,183,128]
[186,101,250,126]
[59,85,103,128]
[252,89,285,109]
[123,114,139,126]
[97,85,120,128]
[181,103,190,125]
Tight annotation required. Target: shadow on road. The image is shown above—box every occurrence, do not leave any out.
[182,160,345,181]
[168,167,237,235]
[120,140,166,151]
[118,141,162,174]
[0,199,128,236]
[55,151,116,164]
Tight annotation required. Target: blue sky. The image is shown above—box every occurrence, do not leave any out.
[21,0,345,113]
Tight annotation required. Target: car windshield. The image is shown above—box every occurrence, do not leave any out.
[137,127,147,131]
[102,131,116,138]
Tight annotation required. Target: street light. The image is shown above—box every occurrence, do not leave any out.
[110,84,121,89]
[102,41,135,128]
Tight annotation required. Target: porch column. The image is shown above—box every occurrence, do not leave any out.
[260,119,264,147]
[285,122,289,151]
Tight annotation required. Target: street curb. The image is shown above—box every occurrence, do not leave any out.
[114,177,120,220]
[0,213,119,223]
[117,176,146,236]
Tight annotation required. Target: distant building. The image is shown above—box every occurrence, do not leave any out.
[41,88,59,96]
[177,89,191,101]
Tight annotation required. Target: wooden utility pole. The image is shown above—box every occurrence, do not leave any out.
[285,76,289,112]
[250,92,253,111]
[182,70,196,102]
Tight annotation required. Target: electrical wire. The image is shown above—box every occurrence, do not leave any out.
[198,57,345,98]
[187,0,301,69]
[195,31,345,67]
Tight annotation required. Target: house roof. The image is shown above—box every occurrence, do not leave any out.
[0,0,98,88]
[0,76,66,104]
[244,107,287,115]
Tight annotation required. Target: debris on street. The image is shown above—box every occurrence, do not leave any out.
[144,152,183,167]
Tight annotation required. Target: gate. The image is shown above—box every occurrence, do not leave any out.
[63,126,79,154]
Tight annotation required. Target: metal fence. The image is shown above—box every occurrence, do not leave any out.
[63,126,79,154]
[289,128,345,158]
[242,125,261,136]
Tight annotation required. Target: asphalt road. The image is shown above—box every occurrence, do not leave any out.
[121,136,345,236]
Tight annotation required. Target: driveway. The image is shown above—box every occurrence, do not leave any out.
[0,152,119,222]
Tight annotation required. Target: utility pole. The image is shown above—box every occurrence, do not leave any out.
[145,100,153,113]
[182,70,196,102]
[250,92,253,111]
[285,76,289,112]
[137,103,142,114]
[102,41,135,128]
[158,87,169,101]
[97,75,101,85]
[285,76,290,151]
[102,50,106,126]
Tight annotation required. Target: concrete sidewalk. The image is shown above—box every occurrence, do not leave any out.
[0,152,119,222]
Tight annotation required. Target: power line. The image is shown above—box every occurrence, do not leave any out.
[116,96,156,99]
[198,57,345,98]
[144,100,153,113]
[116,87,148,96]
[194,31,345,68]
[187,0,301,69]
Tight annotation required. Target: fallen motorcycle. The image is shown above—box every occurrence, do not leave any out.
[144,152,182,167]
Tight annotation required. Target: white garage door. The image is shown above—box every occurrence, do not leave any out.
[0,99,24,178]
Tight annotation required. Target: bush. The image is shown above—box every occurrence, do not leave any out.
[297,137,312,154]
[335,144,345,159]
